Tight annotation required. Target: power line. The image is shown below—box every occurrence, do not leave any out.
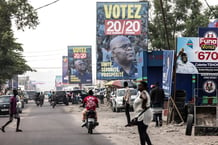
[24,53,66,57]
[204,0,217,18]
[24,48,66,54]
[26,58,62,62]
[31,67,62,69]
[35,0,60,11]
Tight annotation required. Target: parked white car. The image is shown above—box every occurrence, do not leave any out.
[111,88,137,112]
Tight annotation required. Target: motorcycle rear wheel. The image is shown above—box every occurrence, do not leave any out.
[88,128,93,134]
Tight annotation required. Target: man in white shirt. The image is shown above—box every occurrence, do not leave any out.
[176,52,198,74]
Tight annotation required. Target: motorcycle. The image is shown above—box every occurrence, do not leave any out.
[84,110,98,134]
[36,99,40,107]
[51,100,56,108]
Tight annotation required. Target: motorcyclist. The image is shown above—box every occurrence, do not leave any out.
[50,91,57,106]
[39,92,44,107]
[81,90,98,127]
[35,92,40,106]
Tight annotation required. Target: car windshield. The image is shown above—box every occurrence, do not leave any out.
[26,91,37,96]
[0,96,10,103]
[130,89,137,95]
[80,90,87,95]
[72,90,87,95]
[117,90,125,96]
[117,89,137,97]
[56,91,65,95]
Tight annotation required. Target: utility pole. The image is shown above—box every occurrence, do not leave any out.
[159,0,171,50]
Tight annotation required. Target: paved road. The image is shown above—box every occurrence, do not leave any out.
[0,100,115,145]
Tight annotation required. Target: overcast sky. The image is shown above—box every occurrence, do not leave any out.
[14,0,218,91]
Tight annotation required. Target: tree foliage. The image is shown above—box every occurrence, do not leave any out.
[0,0,39,85]
[149,0,218,50]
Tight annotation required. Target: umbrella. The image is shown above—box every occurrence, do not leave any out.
[105,80,115,86]
[105,80,136,88]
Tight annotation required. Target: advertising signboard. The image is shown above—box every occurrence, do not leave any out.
[198,27,218,37]
[68,46,92,84]
[208,20,218,28]
[55,75,62,87]
[198,28,218,96]
[177,37,218,75]
[96,2,148,80]
[62,56,68,84]
[177,37,218,96]
[162,50,174,98]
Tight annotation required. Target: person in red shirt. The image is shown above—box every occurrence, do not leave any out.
[1,89,22,132]
[81,90,98,127]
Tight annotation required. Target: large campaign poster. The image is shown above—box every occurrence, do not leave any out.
[62,56,68,84]
[96,2,148,80]
[68,46,92,84]
[162,50,174,98]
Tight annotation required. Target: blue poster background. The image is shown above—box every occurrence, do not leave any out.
[162,50,174,98]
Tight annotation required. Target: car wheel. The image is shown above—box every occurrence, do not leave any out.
[185,114,194,136]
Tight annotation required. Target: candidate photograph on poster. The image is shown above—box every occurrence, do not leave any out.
[96,2,148,80]
[68,46,92,84]
[176,37,200,74]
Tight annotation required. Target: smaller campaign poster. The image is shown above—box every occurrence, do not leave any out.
[177,37,218,75]
[162,50,174,98]
[208,20,218,28]
[68,46,92,84]
[62,56,68,84]
[55,75,62,87]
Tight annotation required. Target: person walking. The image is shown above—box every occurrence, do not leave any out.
[150,82,165,127]
[1,89,22,132]
[123,81,131,127]
[133,81,152,145]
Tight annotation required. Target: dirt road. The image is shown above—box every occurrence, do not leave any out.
[67,102,218,145]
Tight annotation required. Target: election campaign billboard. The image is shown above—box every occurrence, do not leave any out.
[162,50,174,98]
[55,75,62,87]
[68,46,92,84]
[62,56,68,84]
[96,2,148,80]
[177,37,218,75]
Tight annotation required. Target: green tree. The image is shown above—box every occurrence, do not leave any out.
[149,0,217,50]
[0,0,39,86]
